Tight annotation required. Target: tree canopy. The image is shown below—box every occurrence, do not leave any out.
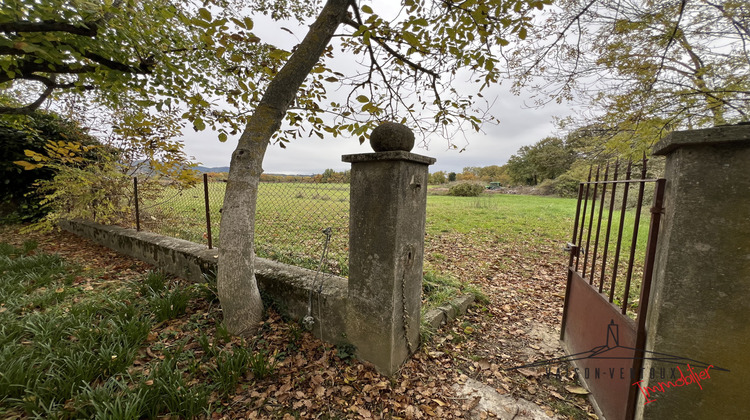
[508,0,750,154]
[505,136,575,185]
[1,0,556,147]
[0,0,321,140]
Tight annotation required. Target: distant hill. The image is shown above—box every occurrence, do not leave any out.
[195,166,230,173]
[194,166,314,177]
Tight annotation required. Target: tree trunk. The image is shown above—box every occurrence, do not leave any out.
[217,0,351,337]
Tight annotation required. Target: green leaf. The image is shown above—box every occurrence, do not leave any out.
[193,117,206,131]
[356,95,369,103]
[402,31,420,48]
[361,5,373,14]
[198,8,211,21]
[268,49,290,60]
[230,17,245,28]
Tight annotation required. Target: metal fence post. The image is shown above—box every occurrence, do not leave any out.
[203,173,213,249]
[134,177,140,231]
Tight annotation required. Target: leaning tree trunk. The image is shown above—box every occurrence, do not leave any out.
[217,0,351,337]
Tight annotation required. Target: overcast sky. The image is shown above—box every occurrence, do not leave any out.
[179,3,572,175]
[181,89,569,174]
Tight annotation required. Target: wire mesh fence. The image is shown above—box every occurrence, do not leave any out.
[132,173,350,276]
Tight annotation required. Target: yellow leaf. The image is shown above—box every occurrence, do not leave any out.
[14,160,41,170]
[565,385,590,395]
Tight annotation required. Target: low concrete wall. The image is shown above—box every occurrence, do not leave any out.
[423,294,476,329]
[60,219,478,368]
[60,220,349,345]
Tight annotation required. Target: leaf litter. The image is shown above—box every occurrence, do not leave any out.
[3,225,595,419]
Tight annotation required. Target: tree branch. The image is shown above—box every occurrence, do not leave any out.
[342,17,440,79]
[0,49,151,86]
[82,52,153,74]
[521,0,598,79]
[0,20,99,37]
[0,74,88,114]
[0,60,96,84]
[650,0,688,89]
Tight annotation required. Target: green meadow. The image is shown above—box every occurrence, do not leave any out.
[138,182,650,312]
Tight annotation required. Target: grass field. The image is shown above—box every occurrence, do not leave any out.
[424,192,651,317]
[140,182,350,275]
[137,182,651,317]
[426,194,577,242]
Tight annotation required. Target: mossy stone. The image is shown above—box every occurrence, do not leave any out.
[369,122,415,152]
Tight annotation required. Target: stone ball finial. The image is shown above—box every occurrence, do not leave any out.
[369,122,415,152]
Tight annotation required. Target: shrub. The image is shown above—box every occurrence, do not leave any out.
[448,183,484,197]
[552,174,583,198]
[536,174,583,197]
[1,111,100,223]
[537,178,556,195]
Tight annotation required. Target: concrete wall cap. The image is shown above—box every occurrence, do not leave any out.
[653,124,750,156]
[342,150,436,165]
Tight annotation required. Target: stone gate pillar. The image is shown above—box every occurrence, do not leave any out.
[342,122,435,376]
[637,124,750,418]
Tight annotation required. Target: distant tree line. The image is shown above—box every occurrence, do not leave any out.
[206,169,351,184]
[425,125,648,197]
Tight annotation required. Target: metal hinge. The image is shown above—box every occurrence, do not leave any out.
[563,243,581,255]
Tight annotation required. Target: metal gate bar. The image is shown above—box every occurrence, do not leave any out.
[560,156,665,420]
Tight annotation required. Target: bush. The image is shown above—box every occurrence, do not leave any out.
[537,178,556,195]
[552,174,583,198]
[448,183,484,197]
[1,111,100,223]
[536,174,583,197]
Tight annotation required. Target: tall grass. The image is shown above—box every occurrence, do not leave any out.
[0,244,233,418]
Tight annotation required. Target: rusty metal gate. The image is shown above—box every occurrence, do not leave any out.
[560,158,665,420]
